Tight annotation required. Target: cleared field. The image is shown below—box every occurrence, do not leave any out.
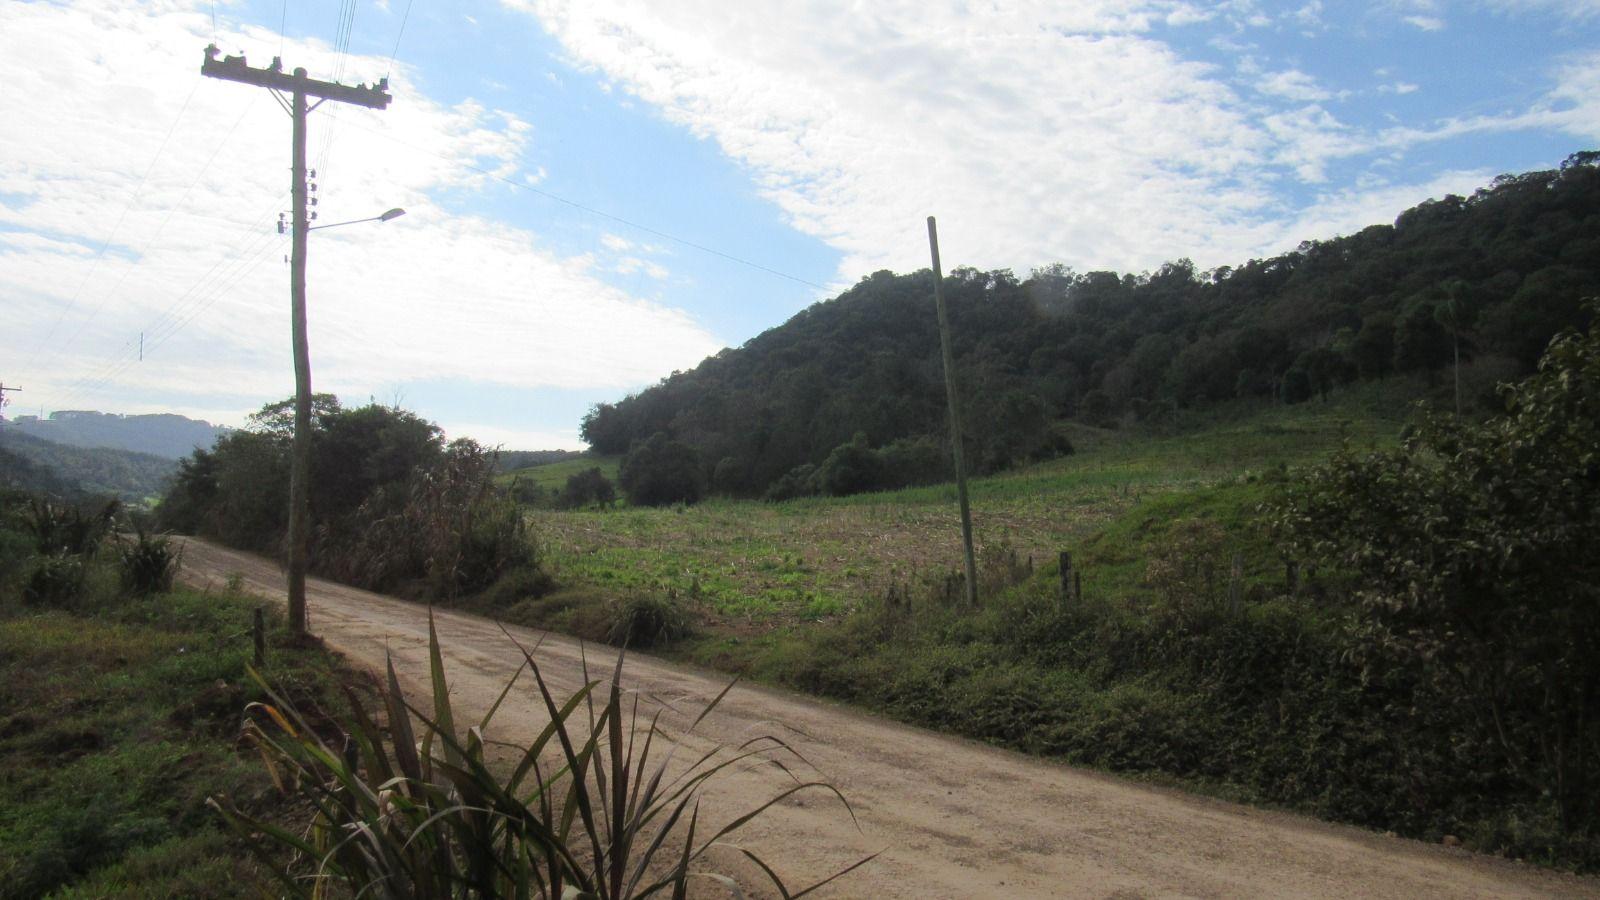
[497,454,621,492]
[531,384,1416,626]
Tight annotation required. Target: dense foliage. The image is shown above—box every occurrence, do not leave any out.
[718,317,1600,868]
[583,153,1600,498]
[617,432,705,507]
[0,444,79,500]
[0,428,176,501]
[1275,307,1600,834]
[158,396,546,602]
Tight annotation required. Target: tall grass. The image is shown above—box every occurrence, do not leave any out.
[214,613,873,898]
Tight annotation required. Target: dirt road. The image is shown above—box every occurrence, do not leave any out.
[179,538,1596,899]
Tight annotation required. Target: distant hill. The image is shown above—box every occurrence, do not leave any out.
[494,449,587,473]
[0,443,81,499]
[0,428,177,502]
[4,410,230,459]
[582,152,1600,499]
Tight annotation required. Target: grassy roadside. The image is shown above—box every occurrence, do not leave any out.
[0,575,352,898]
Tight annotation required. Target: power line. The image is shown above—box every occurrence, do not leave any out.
[54,233,284,409]
[386,0,415,81]
[52,197,289,406]
[23,79,203,370]
[341,119,829,291]
[49,97,260,366]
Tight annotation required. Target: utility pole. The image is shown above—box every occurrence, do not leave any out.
[201,45,391,634]
[0,383,20,421]
[926,217,978,606]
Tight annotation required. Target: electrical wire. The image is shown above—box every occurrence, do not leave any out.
[22,80,202,370]
[386,0,415,81]
[55,231,285,409]
[52,198,288,406]
[49,97,260,365]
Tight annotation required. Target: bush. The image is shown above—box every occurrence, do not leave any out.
[618,432,705,507]
[816,432,885,496]
[558,466,616,509]
[24,553,86,606]
[118,529,181,596]
[764,463,819,502]
[214,614,872,897]
[605,591,690,648]
[1274,305,1600,834]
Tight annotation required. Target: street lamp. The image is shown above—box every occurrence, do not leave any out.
[308,207,407,231]
[282,203,406,636]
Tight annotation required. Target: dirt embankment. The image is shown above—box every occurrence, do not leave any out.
[179,537,1598,899]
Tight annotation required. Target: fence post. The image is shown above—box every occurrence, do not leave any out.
[1073,569,1082,603]
[253,607,265,667]
[1058,551,1072,603]
[1229,553,1243,614]
[1286,560,1299,596]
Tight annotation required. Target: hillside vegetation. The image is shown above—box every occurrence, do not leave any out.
[0,428,176,502]
[0,490,349,898]
[510,316,1600,869]
[159,396,549,606]
[582,153,1599,500]
[4,410,228,459]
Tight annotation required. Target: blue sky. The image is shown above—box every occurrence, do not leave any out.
[2,0,1597,448]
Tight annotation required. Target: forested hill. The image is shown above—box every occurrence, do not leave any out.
[0,428,176,501]
[4,410,229,459]
[582,152,1600,499]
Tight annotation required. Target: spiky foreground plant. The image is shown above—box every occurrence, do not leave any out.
[212,614,873,898]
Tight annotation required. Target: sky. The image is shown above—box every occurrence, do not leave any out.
[2,0,1597,449]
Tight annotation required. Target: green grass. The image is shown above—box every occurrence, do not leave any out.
[523,381,1415,632]
[497,454,621,492]
[0,584,350,899]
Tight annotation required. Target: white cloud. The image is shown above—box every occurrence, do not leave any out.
[1256,68,1341,101]
[1404,14,1446,29]
[515,0,1299,279]
[442,421,585,451]
[509,0,1595,284]
[1477,0,1600,20]
[1,1,721,420]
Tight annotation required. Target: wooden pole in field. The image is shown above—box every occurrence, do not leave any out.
[926,217,978,606]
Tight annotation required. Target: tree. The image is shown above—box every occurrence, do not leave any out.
[1276,305,1600,828]
[1352,313,1396,379]
[1279,367,1312,404]
[559,467,616,509]
[618,433,705,507]
[1393,302,1453,374]
[816,433,885,496]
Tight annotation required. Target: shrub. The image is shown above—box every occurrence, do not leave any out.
[558,466,616,509]
[214,614,873,898]
[619,432,705,507]
[118,529,181,596]
[815,432,885,496]
[763,463,819,502]
[24,553,85,606]
[1274,305,1600,832]
[25,498,117,556]
[605,591,690,648]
